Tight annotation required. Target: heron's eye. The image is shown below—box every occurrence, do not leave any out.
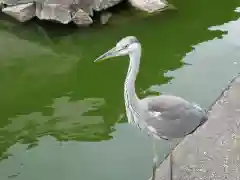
[123,44,129,49]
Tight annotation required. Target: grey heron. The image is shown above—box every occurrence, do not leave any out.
[94,36,208,180]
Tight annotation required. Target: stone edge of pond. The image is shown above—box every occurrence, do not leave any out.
[152,73,240,180]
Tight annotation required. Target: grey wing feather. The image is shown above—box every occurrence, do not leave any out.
[141,95,208,139]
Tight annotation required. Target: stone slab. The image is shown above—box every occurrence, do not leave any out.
[154,74,240,180]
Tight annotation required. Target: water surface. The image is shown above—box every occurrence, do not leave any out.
[0,1,240,180]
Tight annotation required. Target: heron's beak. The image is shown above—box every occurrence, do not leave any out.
[94,47,117,63]
[183,62,192,65]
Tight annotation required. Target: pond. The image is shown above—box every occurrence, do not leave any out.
[0,0,240,180]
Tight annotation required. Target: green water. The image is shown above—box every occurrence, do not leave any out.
[1,0,240,179]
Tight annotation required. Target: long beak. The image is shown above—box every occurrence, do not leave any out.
[94,47,117,63]
[183,62,192,65]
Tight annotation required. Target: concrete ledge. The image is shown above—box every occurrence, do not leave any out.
[155,74,240,180]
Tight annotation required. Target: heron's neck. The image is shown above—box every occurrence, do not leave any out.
[124,47,141,121]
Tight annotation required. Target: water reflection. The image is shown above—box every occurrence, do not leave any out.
[0,97,110,157]
[0,19,186,179]
[151,6,240,109]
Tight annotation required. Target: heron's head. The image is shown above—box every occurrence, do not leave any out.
[94,36,140,62]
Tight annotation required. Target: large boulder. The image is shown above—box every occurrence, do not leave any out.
[128,0,168,13]
[2,2,35,22]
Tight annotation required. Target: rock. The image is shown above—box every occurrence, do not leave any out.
[100,12,112,25]
[36,3,72,24]
[71,0,94,16]
[3,0,33,6]
[93,0,123,11]
[3,0,19,5]
[72,8,93,27]
[35,0,94,25]
[128,0,168,13]
[0,0,123,26]
[2,2,35,22]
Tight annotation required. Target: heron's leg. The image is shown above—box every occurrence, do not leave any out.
[169,151,173,180]
[151,138,158,180]
[169,142,173,180]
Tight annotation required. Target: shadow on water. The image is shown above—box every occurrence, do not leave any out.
[0,0,240,179]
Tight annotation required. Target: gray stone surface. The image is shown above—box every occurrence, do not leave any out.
[154,75,240,180]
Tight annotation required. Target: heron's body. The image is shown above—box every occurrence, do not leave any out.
[122,39,207,141]
[140,95,207,139]
[94,36,208,180]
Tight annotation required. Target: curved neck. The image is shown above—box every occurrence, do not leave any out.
[124,46,141,123]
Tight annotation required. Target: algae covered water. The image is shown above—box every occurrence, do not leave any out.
[0,0,240,180]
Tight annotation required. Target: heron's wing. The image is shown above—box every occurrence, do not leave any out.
[142,96,207,139]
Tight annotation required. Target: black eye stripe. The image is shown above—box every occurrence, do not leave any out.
[119,38,139,51]
[119,45,128,51]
